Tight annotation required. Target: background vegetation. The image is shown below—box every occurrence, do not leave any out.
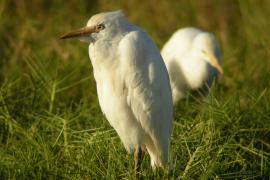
[1,0,270,179]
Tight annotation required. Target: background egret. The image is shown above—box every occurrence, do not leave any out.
[161,27,223,104]
[60,11,173,171]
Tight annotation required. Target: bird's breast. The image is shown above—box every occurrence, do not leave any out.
[93,65,127,115]
[88,39,129,117]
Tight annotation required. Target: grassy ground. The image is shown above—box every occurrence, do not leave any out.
[1,0,270,179]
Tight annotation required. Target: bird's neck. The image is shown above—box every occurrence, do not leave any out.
[181,53,209,89]
[89,43,115,68]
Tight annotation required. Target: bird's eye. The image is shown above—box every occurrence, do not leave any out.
[96,24,105,31]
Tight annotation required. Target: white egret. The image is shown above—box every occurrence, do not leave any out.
[60,11,173,171]
[161,27,223,104]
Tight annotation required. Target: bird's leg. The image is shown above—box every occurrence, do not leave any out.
[134,146,145,174]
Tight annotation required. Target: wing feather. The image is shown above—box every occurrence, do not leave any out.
[118,30,173,166]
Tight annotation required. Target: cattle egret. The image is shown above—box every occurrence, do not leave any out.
[161,27,223,104]
[60,11,173,172]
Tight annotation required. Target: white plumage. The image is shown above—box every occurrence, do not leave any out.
[61,11,173,169]
[161,27,223,104]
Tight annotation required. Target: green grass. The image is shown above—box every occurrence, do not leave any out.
[1,0,270,179]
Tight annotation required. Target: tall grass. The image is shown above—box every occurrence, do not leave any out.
[1,0,270,179]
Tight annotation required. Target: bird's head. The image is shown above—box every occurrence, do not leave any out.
[60,10,127,43]
[193,33,223,74]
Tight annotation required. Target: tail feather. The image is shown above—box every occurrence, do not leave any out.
[144,134,169,169]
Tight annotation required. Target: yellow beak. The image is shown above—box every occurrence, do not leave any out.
[203,52,223,74]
